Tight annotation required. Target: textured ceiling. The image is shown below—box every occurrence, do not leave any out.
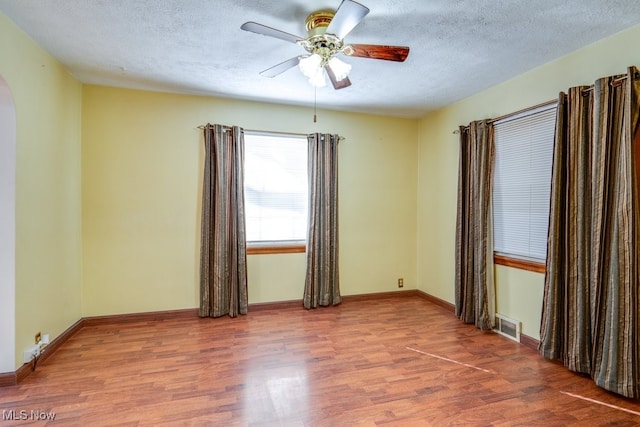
[1,1,640,118]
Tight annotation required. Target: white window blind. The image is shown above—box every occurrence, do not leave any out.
[243,131,308,243]
[492,103,557,262]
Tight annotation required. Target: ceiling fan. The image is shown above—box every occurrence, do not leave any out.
[240,0,410,90]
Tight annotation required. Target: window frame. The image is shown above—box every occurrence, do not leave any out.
[246,241,306,255]
[243,130,308,255]
[493,253,545,273]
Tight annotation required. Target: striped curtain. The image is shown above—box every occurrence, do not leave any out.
[455,120,496,330]
[539,87,594,370]
[303,133,341,309]
[540,66,640,398]
[199,124,248,318]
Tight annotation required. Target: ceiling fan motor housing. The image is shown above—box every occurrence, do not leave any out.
[305,10,334,35]
[301,10,346,59]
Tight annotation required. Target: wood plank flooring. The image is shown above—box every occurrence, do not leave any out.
[1,296,639,426]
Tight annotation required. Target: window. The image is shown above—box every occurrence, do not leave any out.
[492,103,556,270]
[243,131,308,253]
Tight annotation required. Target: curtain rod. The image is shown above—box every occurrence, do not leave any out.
[453,70,640,135]
[453,98,557,134]
[197,125,304,137]
[581,72,638,94]
[196,125,345,141]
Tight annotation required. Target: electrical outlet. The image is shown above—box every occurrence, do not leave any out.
[398,278,404,288]
[35,332,41,344]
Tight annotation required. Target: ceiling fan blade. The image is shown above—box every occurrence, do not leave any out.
[325,65,352,90]
[326,0,370,40]
[259,57,301,78]
[241,21,304,44]
[345,44,410,62]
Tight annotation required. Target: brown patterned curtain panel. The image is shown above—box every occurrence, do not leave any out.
[303,133,341,309]
[455,120,496,330]
[199,124,248,318]
[540,66,640,398]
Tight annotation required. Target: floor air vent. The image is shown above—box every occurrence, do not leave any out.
[494,314,521,342]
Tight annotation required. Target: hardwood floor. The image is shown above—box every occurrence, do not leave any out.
[1,296,639,426]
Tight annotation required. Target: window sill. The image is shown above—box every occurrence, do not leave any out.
[247,242,306,255]
[493,253,545,274]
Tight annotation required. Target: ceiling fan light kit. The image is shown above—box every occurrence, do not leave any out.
[299,54,352,87]
[240,0,410,90]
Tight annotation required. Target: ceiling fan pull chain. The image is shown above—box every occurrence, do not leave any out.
[314,87,318,123]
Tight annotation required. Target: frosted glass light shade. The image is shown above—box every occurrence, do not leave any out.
[299,54,327,87]
[308,67,327,87]
[328,57,351,81]
[298,54,323,78]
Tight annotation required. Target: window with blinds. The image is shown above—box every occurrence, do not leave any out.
[492,103,557,263]
[243,131,308,244]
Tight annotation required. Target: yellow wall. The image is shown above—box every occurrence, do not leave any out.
[0,13,83,370]
[81,86,419,315]
[417,24,640,339]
